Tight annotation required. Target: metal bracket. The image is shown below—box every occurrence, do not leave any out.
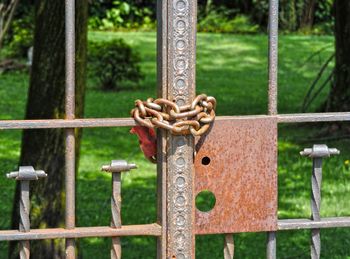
[300,144,339,259]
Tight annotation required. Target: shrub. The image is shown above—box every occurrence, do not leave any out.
[88,39,144,91]
[88,0,155,31]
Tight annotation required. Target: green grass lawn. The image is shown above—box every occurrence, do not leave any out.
[0,32,349,258]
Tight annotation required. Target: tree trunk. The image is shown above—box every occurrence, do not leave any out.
[325,0,350,112]
[204,0,212,16]
[9,0,87,258]
[0,0,20,48]
[280,0,298,31]
[300,0,316,29]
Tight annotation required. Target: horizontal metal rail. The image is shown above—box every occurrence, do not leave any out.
[277,112,350,123]
[0,218,349,241]
[0,112,349,130]
[0,224,161,241]
[278,217,350,230]
[0,118,136,129]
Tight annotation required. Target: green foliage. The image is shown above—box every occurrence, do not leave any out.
[198,10,259,34]
[88,1,155,31]
[315,0,334,23]
[250,0,335,35]
[313,0,334,35]
[251,0,269,27]
[7,16,34,58]
[86,0,335,34]
[88,39,144,91]
[280,0,298,31]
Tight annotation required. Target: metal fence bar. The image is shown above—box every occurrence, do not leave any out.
[310,157,322,259]
[0,224,162,241]
[268,0,279,115]
[65,0,76,258]
[18,181,30,259]
[300,145,339,259]
[277,112,350,123]
[101,160,137,259]
[110,173,122,259]
[224,234,234,259]
[0,118,136,129]
[266,231,277,259]
[0,112,349,130]
[6,167,47,258]
[0,218,348,241]
[156,0,168,256]
[163,0,197,257]
[267,0,279,257]
[278,217,350,230]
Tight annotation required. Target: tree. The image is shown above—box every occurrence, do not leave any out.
[9,0,88,258]
[325,0,350,113]
[0,0,19,48]
[300,0,316,29]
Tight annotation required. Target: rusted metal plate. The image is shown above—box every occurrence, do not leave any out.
[195,117,278,234]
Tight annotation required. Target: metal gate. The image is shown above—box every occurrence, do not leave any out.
[1,0,350,258]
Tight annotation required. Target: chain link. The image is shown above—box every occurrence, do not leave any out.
[131,94,216,136]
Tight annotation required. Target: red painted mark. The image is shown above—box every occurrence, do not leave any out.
[130,126,157,163]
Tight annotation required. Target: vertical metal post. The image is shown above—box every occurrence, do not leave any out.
[19,180,30,259]
[110,173,122,259]
[224,234,234,259]
[157,0,197,257]
[300,145,339,259]
[266,231,276,259]
[65,0,76,258]
[101,160,136,259]
[267,0,279,257]
[7,166,47,259]
[310,158,322,259]
[156,0,168,256]
[268,0,279,115]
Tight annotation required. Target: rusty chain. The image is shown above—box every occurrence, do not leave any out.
[131,94,216,136]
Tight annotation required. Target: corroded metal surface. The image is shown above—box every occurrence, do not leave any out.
[278,217,350,230]
[164,0,197,257]
[1,112,350,130]
[266,232,277,259]
[224,234,234,259]
[268,0,279,115]
[7,167,47,259]
[131,94,216,136]
[65,0,76,258]
[19,181,30,259]
[101,160,137,259]
[0,224,162,241]
[195,117,278,234]
[267,0,279,254]
[300,145,339,259]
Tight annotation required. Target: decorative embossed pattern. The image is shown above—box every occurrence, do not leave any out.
[167,0,196,258]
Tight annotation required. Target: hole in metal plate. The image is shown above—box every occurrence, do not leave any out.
[195,190,216,212]
[201,156,210,165]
